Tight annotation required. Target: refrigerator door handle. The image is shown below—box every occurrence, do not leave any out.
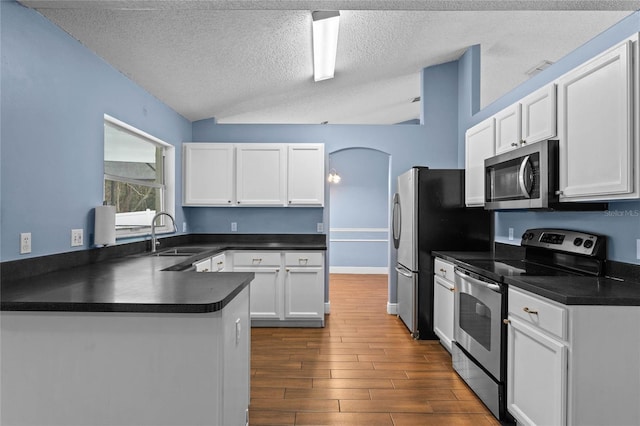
[392,193,401,249]
[395,265,413,278]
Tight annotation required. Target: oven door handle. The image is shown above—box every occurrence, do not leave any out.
[454,269,501,293]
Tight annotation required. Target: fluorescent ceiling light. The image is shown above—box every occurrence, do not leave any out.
[312,11,340,82]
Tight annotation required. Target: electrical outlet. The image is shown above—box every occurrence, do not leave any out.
[20,232,31,254]
[317,223,324,233]
[231,222,237,232]
[71,229,84,247]
[508,228,514,241]
[182,222,187,233]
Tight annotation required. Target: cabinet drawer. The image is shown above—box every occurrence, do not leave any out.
[284,252,323,267]
[508,288,567,340]
[210,253,226,271]
[434,258,455,282]
[233,252,281,267]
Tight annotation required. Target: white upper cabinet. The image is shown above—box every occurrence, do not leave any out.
[494,84,556,155]
[494,103,522,155]
[465,117,495,207]
[184,142,325,207]
[236,144,287,206]
[287,144,325,206]
[521,84,557,145]
[557,39,638,202]
[183,143,235,206]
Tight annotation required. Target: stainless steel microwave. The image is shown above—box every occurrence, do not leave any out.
[484,139,558,210]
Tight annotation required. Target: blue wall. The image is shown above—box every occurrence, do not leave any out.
[459,11,640,265]
[0,1,192,261]
[2,0,638,294]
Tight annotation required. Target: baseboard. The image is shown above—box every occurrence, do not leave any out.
[387,302,398,315]
[330,266,389,274]
[324,302,330,314]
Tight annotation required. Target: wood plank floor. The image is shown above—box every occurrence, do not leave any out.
[249,273,501,426]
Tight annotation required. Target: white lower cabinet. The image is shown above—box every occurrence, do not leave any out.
[433,258,455,352]
[231,251,325,327]
[507,287,640,426]
[284,252,324,320]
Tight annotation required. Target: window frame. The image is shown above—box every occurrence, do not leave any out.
[104,114,175,240]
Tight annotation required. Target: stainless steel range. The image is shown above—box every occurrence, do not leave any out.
[451,228,606,421]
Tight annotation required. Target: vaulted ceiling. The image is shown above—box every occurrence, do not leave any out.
[19,1,639,124]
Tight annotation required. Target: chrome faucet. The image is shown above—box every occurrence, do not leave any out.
[151,211,177,253]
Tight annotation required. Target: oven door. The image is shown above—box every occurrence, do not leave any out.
[454,268,503,381]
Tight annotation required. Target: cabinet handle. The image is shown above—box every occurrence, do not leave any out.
[201,268,209,272]
[511,142,518,147]
[520,139,527,145]
[555,190,564,196]
[286,268,290,272]
[449,287,455,292]
[503,319,511,325]
[523,307,538,315]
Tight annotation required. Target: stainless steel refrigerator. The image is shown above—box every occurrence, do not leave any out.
[392,167,492,339]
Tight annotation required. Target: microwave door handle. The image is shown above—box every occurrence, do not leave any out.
[518,155,532,198]
[454,269,501,292]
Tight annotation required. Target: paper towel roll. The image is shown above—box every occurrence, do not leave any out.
[94,205,116,246]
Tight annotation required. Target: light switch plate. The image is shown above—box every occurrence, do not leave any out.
[508,228,514,241]
[231,222,237,232]
[317,223,324,233]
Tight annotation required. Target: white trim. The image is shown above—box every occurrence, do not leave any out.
[329,266,389,274]
[330,227,389,233]
[104,114,172,148]
[387,302,398,315]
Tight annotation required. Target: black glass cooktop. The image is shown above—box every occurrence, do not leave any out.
[456,258,582,283]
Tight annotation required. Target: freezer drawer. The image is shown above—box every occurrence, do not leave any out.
[396,264,417,337]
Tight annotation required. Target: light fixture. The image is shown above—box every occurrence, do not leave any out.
[312,11,340,82]
[327,169,341,184]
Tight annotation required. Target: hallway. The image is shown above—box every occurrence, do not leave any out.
[248,274,500,425]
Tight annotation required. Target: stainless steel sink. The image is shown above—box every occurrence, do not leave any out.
[152,247,208,256]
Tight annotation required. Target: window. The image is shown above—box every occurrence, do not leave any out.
[104,115,175,238]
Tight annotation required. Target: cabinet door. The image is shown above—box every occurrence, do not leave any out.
[287,144,325,206]
[221,285,250,426]
[433,276,454,352]
[234,267,282,319]
[557,40,634,201]
[183,143,235,206]
[521,84,556,145]
[284,267,324,319]
[507,317,567,426]
[465,118,495,206]
[494,104,521,155]
[236,144,287,206]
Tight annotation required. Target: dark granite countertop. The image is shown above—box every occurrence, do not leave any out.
[432,250,640,306]
[1,238,326,314]
[504,275,640,306]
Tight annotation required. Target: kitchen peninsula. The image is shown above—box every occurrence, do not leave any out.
[1,235,325,426]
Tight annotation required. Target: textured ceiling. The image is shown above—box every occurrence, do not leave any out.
[19,1,638,124]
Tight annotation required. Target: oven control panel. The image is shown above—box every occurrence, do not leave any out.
[521,228,605,257]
